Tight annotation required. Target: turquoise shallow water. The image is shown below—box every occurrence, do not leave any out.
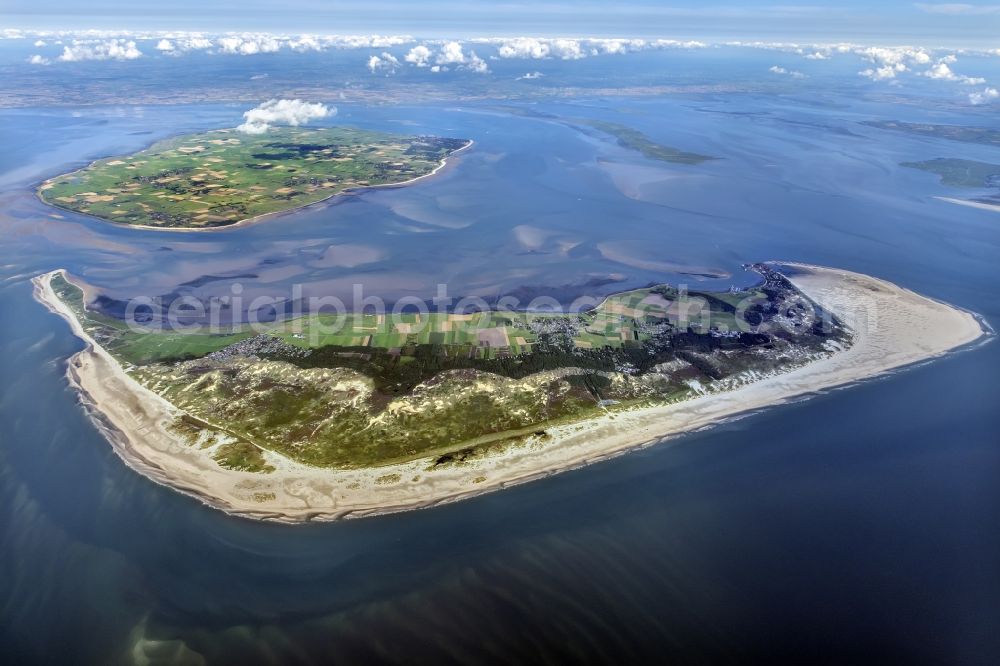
[1,96,999,664]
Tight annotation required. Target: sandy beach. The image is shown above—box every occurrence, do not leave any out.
[935,196,1000,215]
[32,264,990,522]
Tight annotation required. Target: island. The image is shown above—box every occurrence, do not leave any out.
[863,120,1000,147]
[482,107,716,164]
[32,263,988,521]
[901,158,1000,214]
[577,120,716,164]
[901,158,1000,189]
[37,127,472,229]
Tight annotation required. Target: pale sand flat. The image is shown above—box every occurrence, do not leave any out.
[935,196,1000,214]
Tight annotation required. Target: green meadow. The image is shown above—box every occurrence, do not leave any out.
[39,127,469,229]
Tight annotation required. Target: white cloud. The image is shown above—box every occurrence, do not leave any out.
[3,29,416,58]
[436,41,467,65]
[856,46,931,68]
[15,29,998,93]
[915,3,1000,14]
[33,39,46,47]
[769,65,806,78]
[58,39,142,62]
[495,37,554,59]
[370,35,411,48]
[727,40,861,63]
[968,87,999,104]
[516,71,544,80]
[544,38,584,60]
[923,61,954,78]
[483,36,705,61]
[589,38,649,56]
[284,34,410,52]
[859,65,905,80]
[921,57,987,84]
[431,42,490,73]
[367,52,400,74]
[217,34,281,55]
[492,37,585,60]
[328,34,411,49]
[165,35,213,53]
[904,50,931,65]
[27,54,50,65]
[287,35,324,52]
[236,99,334,134]
[404,45,432,67]
[855,46,935,80]
[651,39,708,49]
[464,51,489,73]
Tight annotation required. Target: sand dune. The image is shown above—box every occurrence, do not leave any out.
[32,264,989,522]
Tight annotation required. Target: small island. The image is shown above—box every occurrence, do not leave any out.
[901,158,1000,213]
[901,158,1000,188]
[578,120,716,165]
[863,120,1000,147]
[32,264,988,520]
[38,127,471,229]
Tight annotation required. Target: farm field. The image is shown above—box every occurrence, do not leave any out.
[50,272,773,366]
[38,127,470,229]
[48,265,843,468]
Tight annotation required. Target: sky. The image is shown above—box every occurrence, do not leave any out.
[4,1,1000,46]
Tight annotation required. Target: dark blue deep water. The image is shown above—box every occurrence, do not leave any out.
[1,97,999,664]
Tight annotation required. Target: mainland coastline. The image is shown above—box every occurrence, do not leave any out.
[32,264,990,522]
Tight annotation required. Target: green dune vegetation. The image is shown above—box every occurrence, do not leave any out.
[901,158,1000,188]
[49,267,849,471]
[38,127,470,229]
